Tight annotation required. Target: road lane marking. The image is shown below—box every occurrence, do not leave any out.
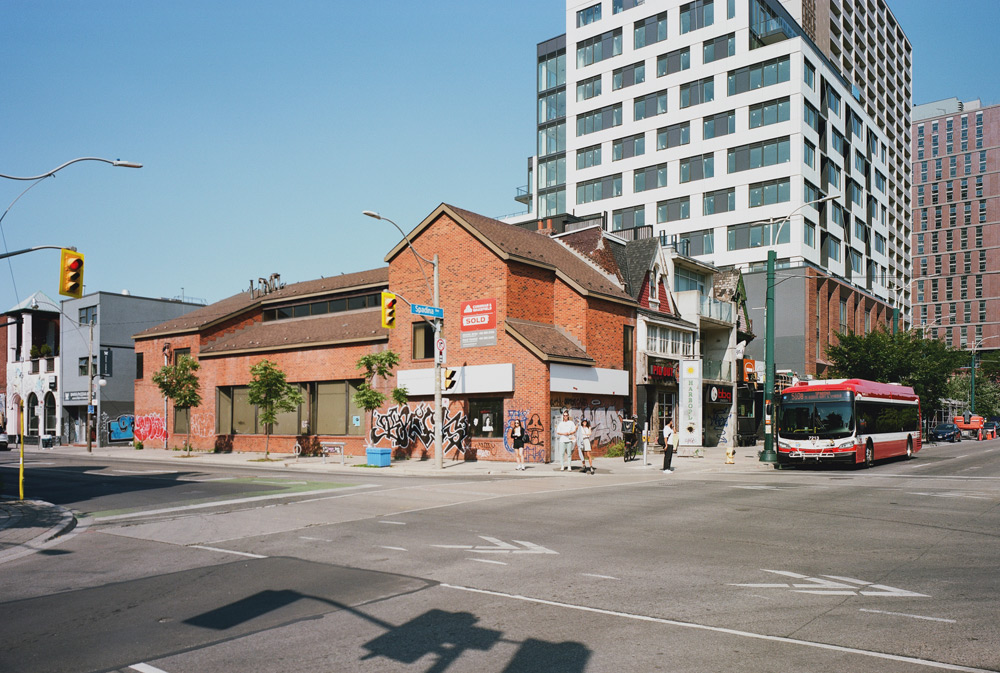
[111,470,179,475]
[130,664,170,673]
[442,584,990,672]
[468,558,507,565]
[93,484,376,521]
[300,536,332,542]
[188,545,266,559]
[730,570,928,597]
[581,573,619,580]
[433,536,558,555]
[379,546,407,551]
[860,609,956,624]
[379,520,406,525]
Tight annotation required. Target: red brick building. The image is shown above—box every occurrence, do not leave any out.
[133,204,637,461]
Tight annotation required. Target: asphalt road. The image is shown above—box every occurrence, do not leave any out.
[1,439,998,673]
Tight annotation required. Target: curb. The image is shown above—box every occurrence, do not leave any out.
[0,500,79,565]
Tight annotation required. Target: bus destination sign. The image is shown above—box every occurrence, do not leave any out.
[783,390,851,402]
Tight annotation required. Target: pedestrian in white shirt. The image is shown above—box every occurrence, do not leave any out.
[556,410,578,471]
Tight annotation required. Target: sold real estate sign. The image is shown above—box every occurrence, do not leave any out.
[460,297,497,348]
[460,298,497,331]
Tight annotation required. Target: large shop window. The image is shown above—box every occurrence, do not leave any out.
[469,397,504,439]
[217,381,363,436]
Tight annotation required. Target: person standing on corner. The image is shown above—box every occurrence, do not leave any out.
[662,419,676,473]
[510,418,526,471]
[556,410,578,471]
[578,419,595,474]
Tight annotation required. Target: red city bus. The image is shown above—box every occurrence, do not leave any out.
[776,379,921,468]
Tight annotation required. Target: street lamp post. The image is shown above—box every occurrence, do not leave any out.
[760,194,839,464]
[363,211,444,470]
[0,157,142,181]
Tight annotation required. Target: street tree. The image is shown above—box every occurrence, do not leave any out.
[248,360,304,460]
[945,373,1000,420]
[825,327,967,416]
[353,350,408,448]
[152,354,202,455]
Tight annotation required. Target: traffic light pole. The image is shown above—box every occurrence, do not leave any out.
[432,255,444,470]
[0,244,74,261]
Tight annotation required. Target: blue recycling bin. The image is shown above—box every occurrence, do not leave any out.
[366,447,392,467]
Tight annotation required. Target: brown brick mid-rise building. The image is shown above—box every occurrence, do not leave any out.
[911,98,999,357]
[134,204,637,462]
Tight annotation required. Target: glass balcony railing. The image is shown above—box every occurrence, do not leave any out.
[700,295,733,322]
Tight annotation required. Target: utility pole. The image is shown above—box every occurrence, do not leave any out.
[759,250,778,464]
[87,319,94,453]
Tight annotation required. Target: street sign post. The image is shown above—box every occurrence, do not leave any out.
[411,303,444,319]
[435,337,447,364]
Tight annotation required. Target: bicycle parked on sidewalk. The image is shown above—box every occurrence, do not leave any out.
[621,416,640,462]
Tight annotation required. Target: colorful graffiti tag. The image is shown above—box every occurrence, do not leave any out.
[107,414,135,442]
[134,413,168,442]
[371,404,470,457]
[502,405,547,462]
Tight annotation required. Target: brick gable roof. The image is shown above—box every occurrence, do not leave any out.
[388,204,635,305]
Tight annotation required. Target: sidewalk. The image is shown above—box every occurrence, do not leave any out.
[34,440,772,477]
[0,441,771,563]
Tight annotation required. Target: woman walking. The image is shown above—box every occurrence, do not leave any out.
[578,419,595,474]
[510,418,527,470]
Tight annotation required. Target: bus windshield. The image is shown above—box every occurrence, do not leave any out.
[778,391,854,440]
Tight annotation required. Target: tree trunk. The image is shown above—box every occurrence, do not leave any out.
[265,425,270,459]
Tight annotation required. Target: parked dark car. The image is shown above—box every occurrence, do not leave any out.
[930,423,962,443]
[0,433,8,450]
[983,421,998,439]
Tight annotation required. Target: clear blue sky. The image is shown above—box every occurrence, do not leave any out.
[0,0,996,315]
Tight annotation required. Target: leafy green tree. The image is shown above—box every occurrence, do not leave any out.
[248,360,305,459]
[152,354,202,455]
[946,373,1000,420]
[978,351,1000,384]
[825,327,967,417]
[353,350,408,447]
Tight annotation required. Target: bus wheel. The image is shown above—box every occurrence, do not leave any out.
[905,437,914,459]
[864,441,875,469]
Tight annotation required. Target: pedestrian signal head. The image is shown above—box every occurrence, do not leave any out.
[381,291,397,328]
[59,249,85,298]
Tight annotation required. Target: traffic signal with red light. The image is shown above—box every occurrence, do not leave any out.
[59,249,85,299]
[381,291,397,328]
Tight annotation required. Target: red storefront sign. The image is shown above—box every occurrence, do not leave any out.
[649,363,676,379]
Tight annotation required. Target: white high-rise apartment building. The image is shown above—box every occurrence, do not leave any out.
[514,0,912,377]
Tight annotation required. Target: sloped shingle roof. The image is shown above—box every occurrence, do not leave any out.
[134,267,388,339]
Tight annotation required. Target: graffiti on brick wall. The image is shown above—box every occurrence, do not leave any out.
[190,412,215,439]
[134,413,167,442]
[371,404,469,456]
[503,406,547,459]
[567,407,624,447]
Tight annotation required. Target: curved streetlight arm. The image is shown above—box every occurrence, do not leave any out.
[0,156,143,181]
[772,193,840,242]
[363,210,435,302]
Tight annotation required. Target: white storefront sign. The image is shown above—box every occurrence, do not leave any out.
[679,358,702,447]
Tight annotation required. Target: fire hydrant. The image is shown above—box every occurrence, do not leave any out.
[725,445,736,464]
